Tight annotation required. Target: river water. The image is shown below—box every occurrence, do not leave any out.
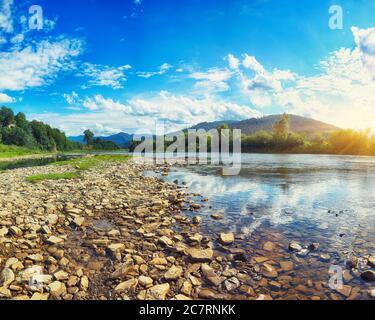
[148,154,375,299]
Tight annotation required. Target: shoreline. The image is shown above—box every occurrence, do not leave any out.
[0,159,374,300]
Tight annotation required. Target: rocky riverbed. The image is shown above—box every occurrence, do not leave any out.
[0,159,374,300]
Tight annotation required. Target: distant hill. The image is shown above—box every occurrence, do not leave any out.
[69,132,134,148]
[190,114,339,136]
[69,114,339,147]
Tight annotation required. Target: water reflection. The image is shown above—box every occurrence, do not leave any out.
[151,154,375,257]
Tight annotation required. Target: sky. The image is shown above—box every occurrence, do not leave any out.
[0,0,375,136]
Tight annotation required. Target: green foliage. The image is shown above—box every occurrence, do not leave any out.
[0,144,43,158]
[0,107,81,152]
[272,113,290,141]
[83,129,94,146]
[50,154,131,170]
[0,107,15,127]
[26,172,79,183]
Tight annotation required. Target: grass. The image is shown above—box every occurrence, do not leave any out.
[0,144,44,159]
[26,172,79,183]
[50,154,132,170]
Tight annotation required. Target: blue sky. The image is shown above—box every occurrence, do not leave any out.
[1,0,375,135]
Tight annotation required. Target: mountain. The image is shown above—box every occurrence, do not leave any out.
[68,132,134,148]
[191,114,339,136]
[69,114,339,147]
[101,132,133,148]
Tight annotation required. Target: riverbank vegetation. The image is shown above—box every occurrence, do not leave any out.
[50,154,132,170]
[0,107,120,157]
[26,172,80,183]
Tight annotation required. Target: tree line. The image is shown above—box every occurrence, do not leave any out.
[130,114,375,156]
[0,107,119,151]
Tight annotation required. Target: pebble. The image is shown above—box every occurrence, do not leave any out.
[219,233,234,245]
[145,283,170,300]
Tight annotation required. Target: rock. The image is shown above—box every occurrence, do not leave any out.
[335,285,352,298]
[198,288,216,299]
[263,241,275,252]
[9,226,22,236]
[219,233,234,245]
[0,227,8,237]
[262,263,278,278]
[347,256,358,269]
[289,241,302,252]
[0,286,11,298]
[164,266,183,281]
[45,236,64,245]
[224,277,240,291]
[201,264,225,286]
[48,281,67,296]
[368,256,375,268]
[319,254,331,262]
[1,268,15,287]
[73,216,85,227]
[158,236,174,247]
[269,281,282,291]
[30,293,49,300]
[80,276,89,291]
[369,289,375,298]
[180,281,192,295]
[150,257,168,266]
[115,278,138,292]
[280,261,294,272]
[19,265,44,282]
[46,214,59,225]
[361,270,375,282]
[308,243,320,250]
[192,216,202,225]
[174,294,192,300]
[211,214,224,220]
[138,276,153,287]
[188,247,214,262]
[27,254,43,262]
[107,243,125,253]
[54,270,69,281]
[145,283,170,300]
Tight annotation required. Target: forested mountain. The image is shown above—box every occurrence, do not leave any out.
[0,107,80,151]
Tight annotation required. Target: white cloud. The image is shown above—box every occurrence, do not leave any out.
[242,54,265,73]
[227,54,240,70]
[80,63,131,89]
[189,68,232,94]
[34,91,261,135]
[137,63,172,79]
[226,27,375,130]
[0,0,13,34]
[0,38,83,91]
[0,92,14,103]
[82,95,131,112]
[64,91,79,105]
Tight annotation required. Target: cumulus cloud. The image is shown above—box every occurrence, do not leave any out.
[33,90,261,135]
[79,63,131,89]
[227,54,240,70]
[82,95,131,112]
[189,68,233,94]
[0,92,14,103]
[0,38,83,91]
[226,27,375,130]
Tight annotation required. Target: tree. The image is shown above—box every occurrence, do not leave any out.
[83,129,94,146]
[272,113,290,141]
[0,107,15,127]
[15,112,28,130]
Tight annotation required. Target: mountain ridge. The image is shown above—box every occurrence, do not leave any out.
[68,114,340,147]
